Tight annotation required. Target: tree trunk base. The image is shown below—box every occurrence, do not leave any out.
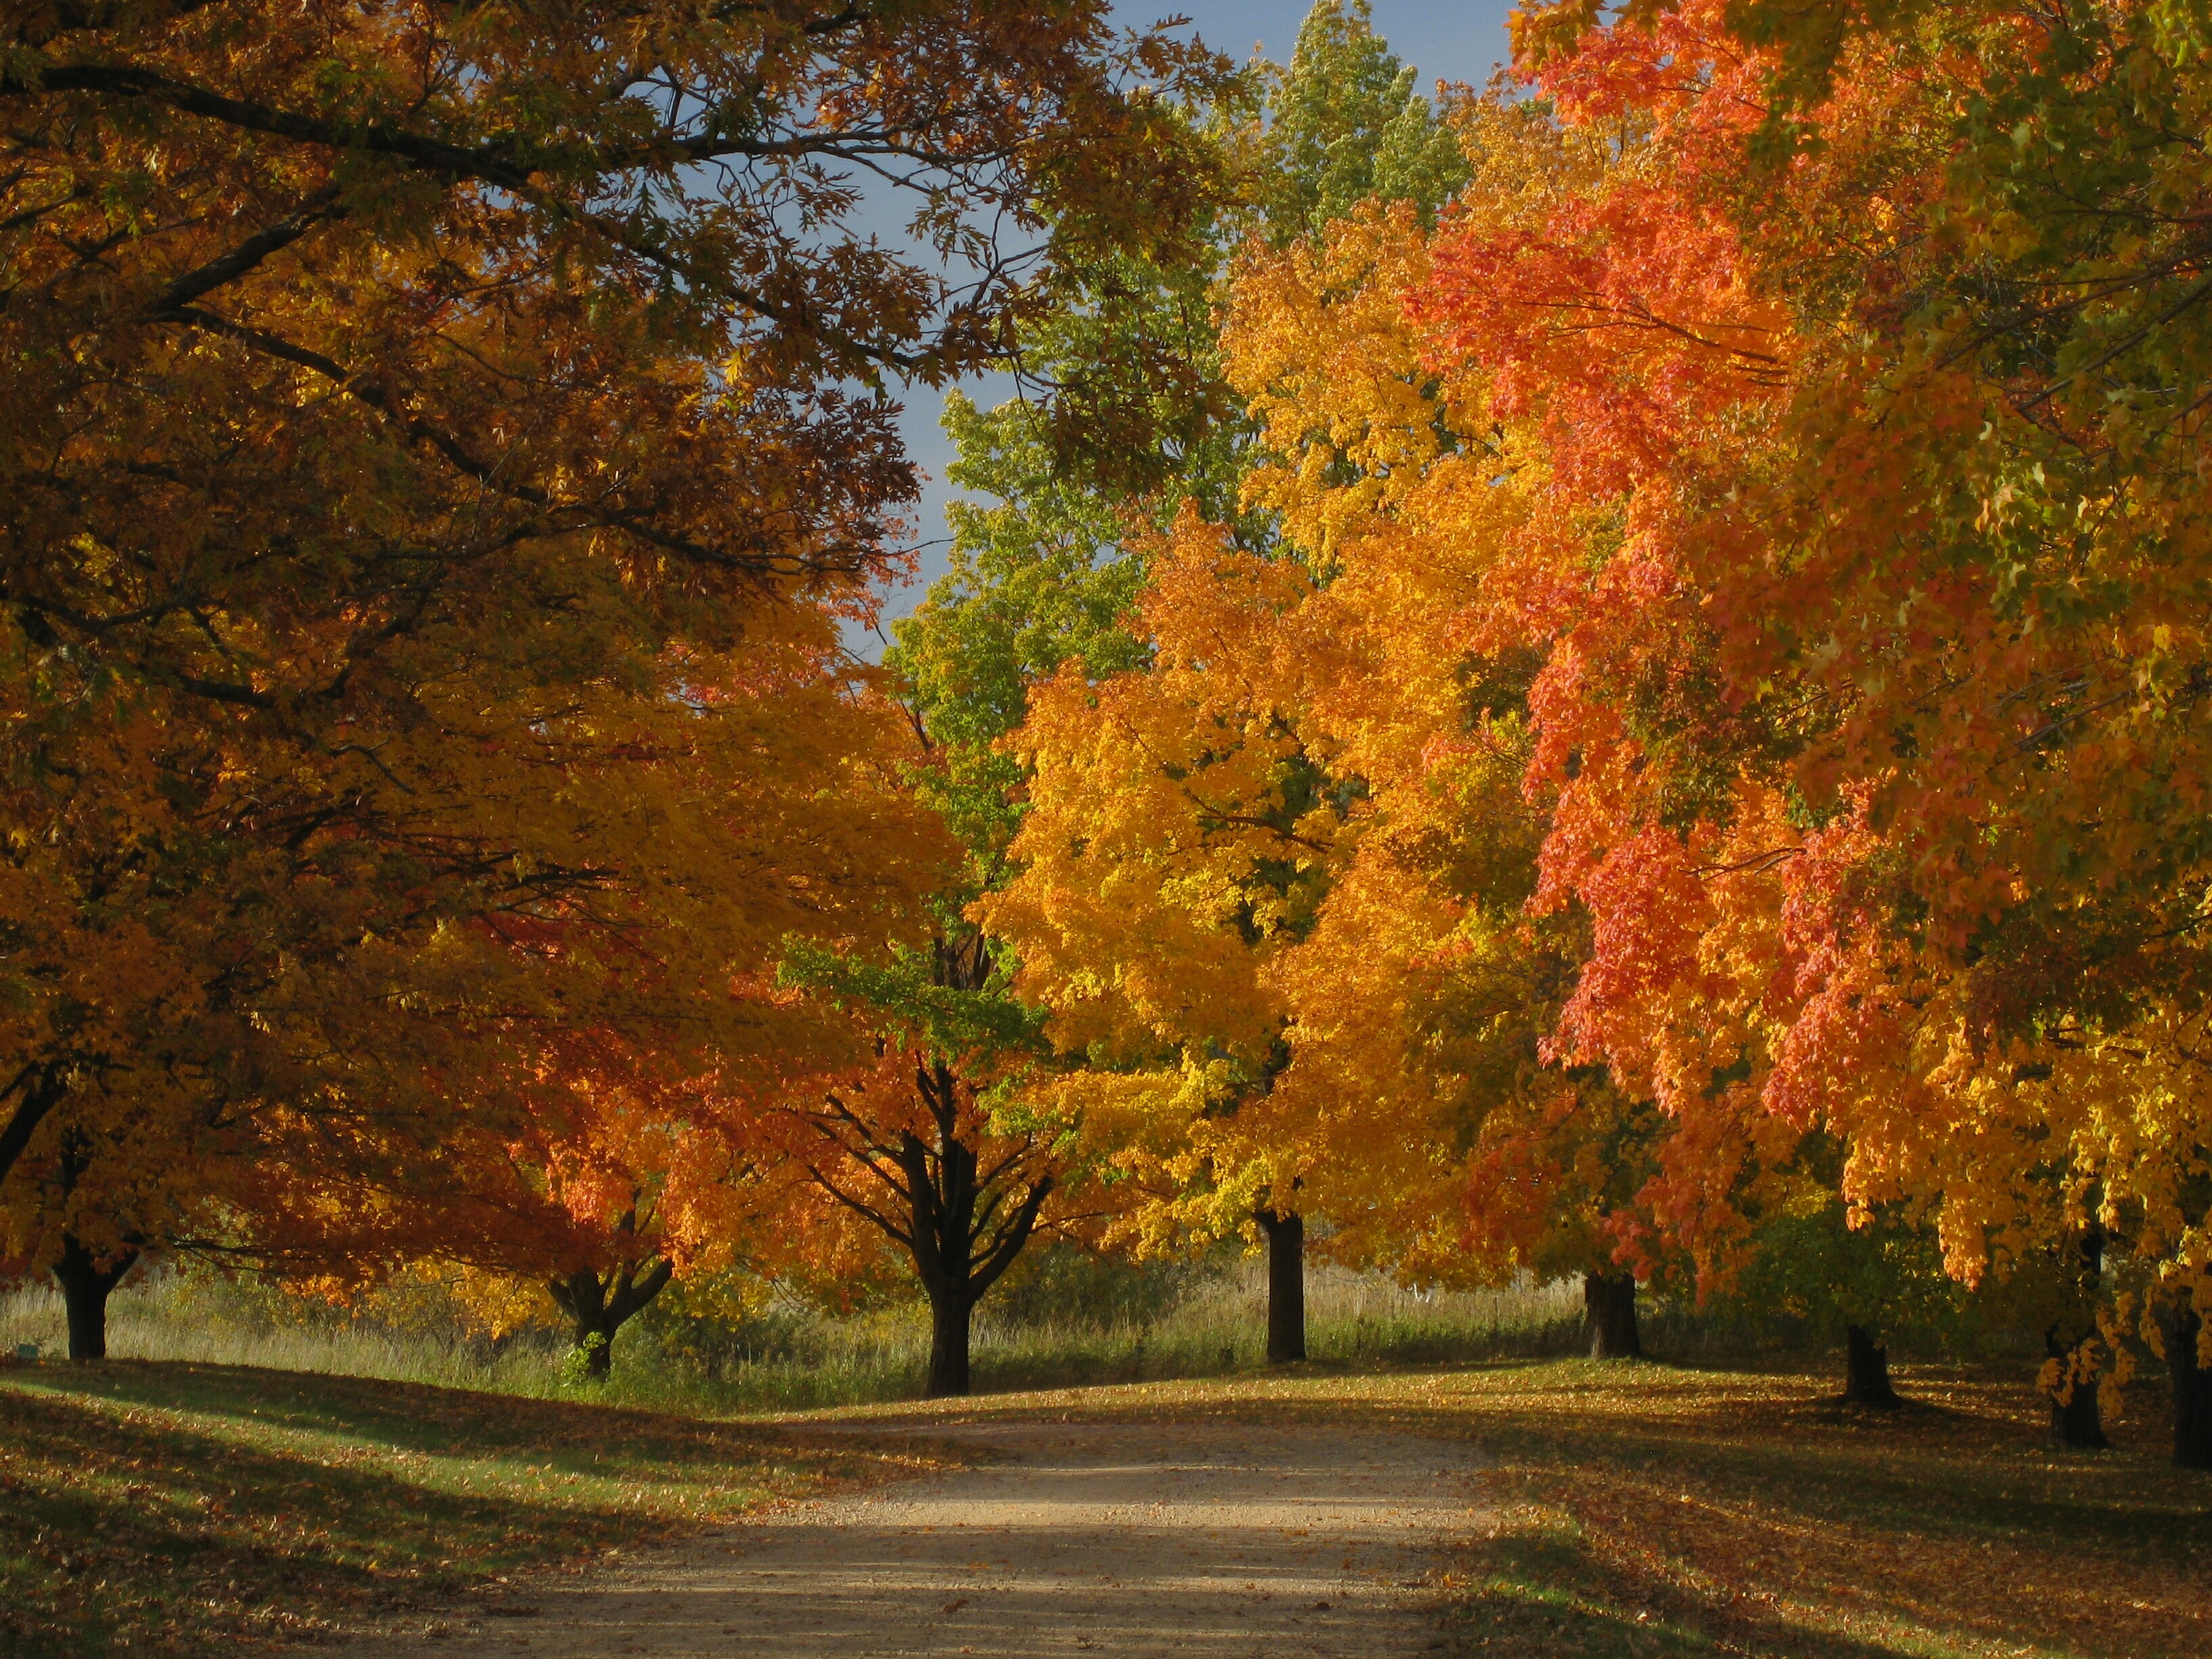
[2045,1334,2109,1450]
[573,1325,615,1382]
[1584,1271,1641,1360]
[52,1237,138,1363]
[926,1292,974,1398]
[2161,1296,2212,1470]
[547,1254,673,1387]
[2045,1231,2109,1450]
[1257,1210,1306,1364]
[1843,1324,1902,1408]
[2050,1385,2109,1450]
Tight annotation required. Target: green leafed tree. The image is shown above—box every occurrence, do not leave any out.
[1261,0,1470,242]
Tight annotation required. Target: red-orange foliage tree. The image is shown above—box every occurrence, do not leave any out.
[1414,0,2212,1454]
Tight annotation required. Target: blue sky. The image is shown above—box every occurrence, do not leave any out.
[862,1,1518,645]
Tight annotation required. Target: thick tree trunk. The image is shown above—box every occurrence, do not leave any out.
[547,1250,671,1384]
[51,1236,138,1362]
[572,1313,617,1380]
[1843,1324,1902,1408]
[1255,1208,1306,1364]
[926,1288,973,1398]
[2159,1293,2212,1471]
[2045,1229,2109,1450]
[1583,1271,1641,1359]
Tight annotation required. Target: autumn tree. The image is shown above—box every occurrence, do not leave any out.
[752,291,1255,1398]
[1217,171,1698,1359]
[754,933,1082,1397]
[3,632,955,1360]
[981,525,1336,1361]
[0,1,1231,1355]
[518,1048,787,1383]
[954,2,1469,1363]
[1411,0,2212,1454]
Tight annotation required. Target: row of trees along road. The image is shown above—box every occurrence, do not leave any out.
[965,0,2212,1465]
[9,0,2212,1471]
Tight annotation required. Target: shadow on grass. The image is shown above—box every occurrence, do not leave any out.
[1451,1520,1932,1659]
[1414,1358,2212,1659]
[12,1357,794,1462]
[1454,1361,2208,1564]
[0,1361,890,1659]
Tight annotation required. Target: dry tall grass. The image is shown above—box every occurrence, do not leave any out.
[0,1260,1589,1410]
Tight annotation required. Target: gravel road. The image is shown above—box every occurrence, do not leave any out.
[340,1417,1483,1658]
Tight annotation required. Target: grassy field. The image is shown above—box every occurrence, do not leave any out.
[0,1359,937,1658]
[822,1361,2212,1659]
[0,1261,1597,1410]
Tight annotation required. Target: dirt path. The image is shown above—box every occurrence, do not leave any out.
[342,1417,1483,1658]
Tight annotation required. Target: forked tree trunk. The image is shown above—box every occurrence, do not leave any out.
[1254,1208,1306,1364]
[2045,1229,2110,1450]
[901,1099,1051,1400]
[927,1289,975,1398]
[1843,1324,1902,1408]
[1584,1271,1641,1359]
[2159,1292,2212,1471]
[52,1236,139,1361]
[808,937,1056,1403]
[548,1250,673,1382]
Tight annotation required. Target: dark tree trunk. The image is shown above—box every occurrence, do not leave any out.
[878,1029,1052,1400]
[800,936,1056,1402]
[2045,1336,2109,1449]
[2158,1292,2212,1471]
[1254,1208,1306,1364]
[546,1245,672,1384]
[926,1288,974,1398]
[51,1235,138,1361]
[2045,1229,2109,1450]
[1843,1324,1902,1408]
[1584,1271,1641,1359]
[577,1322,615,1379]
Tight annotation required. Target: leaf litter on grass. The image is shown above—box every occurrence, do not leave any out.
[0,1359,941,1658]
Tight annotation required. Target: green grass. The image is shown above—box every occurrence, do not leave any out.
[649,1265,1597,1408]
[0,1359,933,1657]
